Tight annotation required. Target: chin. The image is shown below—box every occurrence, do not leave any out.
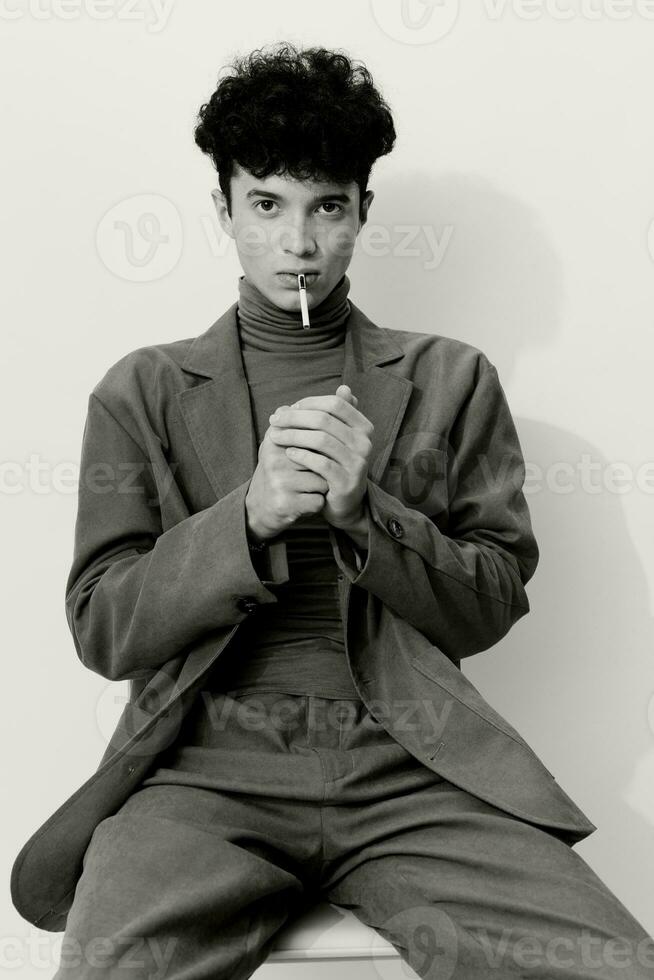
[270,286,300,308]
[249,278,288,304]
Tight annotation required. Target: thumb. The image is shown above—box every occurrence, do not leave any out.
[336,383,358,405]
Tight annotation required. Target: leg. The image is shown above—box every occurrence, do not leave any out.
[54,783,306,979]
[322,780,654,979]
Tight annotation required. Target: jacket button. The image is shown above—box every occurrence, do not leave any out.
[236,596,259,614]
[386,517,404,538]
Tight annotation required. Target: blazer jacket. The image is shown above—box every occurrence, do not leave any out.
[10,297,597,931]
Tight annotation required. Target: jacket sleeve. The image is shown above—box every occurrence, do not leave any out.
[65,392,289,682]
[329,354,539,661]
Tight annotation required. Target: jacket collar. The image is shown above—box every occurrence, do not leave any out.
[177,298,414,500]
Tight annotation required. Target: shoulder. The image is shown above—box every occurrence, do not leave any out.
[382,324,496,390]
[388,324,491,362]
[89,335,194,411]
[86,335,196,447]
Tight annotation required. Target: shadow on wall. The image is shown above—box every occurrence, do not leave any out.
[348,168,556,378]
[349,169,654,923]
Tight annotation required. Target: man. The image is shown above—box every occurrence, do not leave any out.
[11,41,654,979]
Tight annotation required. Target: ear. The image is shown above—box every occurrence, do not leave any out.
[358,189,375,229]
[211,188,234,239]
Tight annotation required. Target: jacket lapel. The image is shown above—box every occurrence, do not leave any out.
[176,298,415,498]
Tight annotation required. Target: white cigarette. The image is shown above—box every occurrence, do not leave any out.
[298,274,311,329]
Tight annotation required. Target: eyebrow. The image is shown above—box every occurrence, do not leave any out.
[245,189,352,203]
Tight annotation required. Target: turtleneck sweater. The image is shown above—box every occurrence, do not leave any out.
[174,270,361,745]
[213,270,360,700]
[235,271,351,350]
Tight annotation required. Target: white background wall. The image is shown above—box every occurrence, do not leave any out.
[2,1,654,976]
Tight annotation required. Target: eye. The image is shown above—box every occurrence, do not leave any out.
[254,200,278,213]
[253,200,343,215]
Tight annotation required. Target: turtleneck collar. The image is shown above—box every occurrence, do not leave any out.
[236,272,351,352]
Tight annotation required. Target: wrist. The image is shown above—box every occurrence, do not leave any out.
[333,504,369,551]
[333,502,366,532]
[244,492,272,546]
[246,518,270,550]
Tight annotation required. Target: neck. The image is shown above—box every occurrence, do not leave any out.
[236,273,351,352]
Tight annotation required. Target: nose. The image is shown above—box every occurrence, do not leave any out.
[275,215,317,258]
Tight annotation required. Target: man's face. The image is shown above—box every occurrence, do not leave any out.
[212,163,374,312]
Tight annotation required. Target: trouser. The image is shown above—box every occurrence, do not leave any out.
[54,691,654,979]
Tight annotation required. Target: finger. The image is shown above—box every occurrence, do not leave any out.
[270,409,350,440]
[336,384,356,402]
[336,385,359,410]
[278,430,351,471]
[270,420,361,459]
[285,446,340,479]
[288,466,330,494]
[290,386,357,409]
[276,395,369,432]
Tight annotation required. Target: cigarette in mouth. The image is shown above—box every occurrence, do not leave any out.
[297,274,311,330]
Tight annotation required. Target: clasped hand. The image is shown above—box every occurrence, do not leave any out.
[268,384,373,528]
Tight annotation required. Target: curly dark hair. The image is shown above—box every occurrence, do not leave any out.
[194,41,396,218]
